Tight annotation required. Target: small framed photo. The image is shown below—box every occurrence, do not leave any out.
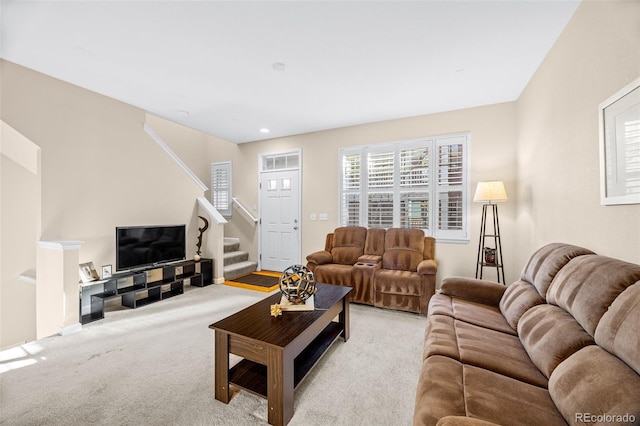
[79,262,100,283]
[102,265,112,279]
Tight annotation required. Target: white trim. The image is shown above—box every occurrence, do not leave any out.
[37,240,83,251]
[197,197,227,225]
[17,269,37,285]
[258,148,302,271]
[598,76,640,205]
[232,197,258,223]
[58,323,82,336]
[144,124,208,192]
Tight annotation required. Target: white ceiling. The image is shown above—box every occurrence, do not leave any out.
[1,1,581,144]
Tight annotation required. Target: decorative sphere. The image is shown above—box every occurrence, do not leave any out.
[279,264,317,304]
[194,254,201,262]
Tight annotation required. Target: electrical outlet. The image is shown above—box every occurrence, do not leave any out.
[310,213,317,221]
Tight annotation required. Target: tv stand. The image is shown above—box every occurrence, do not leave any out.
[80,258,213,324]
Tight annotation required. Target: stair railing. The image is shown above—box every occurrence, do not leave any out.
[232,197,258,225]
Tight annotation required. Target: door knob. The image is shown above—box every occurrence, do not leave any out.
[293,226,299,230]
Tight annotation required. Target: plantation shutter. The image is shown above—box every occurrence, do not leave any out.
[367,149,394,228]
[435,137,466,240]
[400,144,430,230]
[338,134,468,241]
[341,151,362,226]
[211,161,232,217]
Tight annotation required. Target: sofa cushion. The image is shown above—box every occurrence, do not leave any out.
[314,264,353,287]
[518,304,594,378]
[424,316,548,387]
[520,243,594,298]
[414,356,566,426]
[428,293,516,336]
[374,269,422,295]
[414,356,467,426]
[422,314,460,361]
[374,270,424,313]
[499,280,545,331]
[546,255,640,336]
[549,346,640,424]
[462,364,566,426]
[330,226,367,265]
[595,282,640,375]
[382,228,425,271]
[364,227,386,256]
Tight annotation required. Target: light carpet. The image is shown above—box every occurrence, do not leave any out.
[0,283,426,425]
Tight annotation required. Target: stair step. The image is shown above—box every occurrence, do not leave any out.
[224,239,240,253]
[224,250,249,266]
[224,261,258,281]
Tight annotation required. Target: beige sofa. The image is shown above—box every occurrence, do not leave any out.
[414,243,640,425]
[306,226,437,314]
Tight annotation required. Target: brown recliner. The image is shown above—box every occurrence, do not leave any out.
[373,228,437,315]
[306,226,367,291]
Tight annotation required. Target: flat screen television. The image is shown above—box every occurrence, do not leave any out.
[116,225,186,271]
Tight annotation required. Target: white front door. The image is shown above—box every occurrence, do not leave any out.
[260,169,300,272]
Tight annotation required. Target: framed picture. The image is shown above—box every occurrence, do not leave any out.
[599,76,640,205]
[102,265,112,279]
[79,262,100,283]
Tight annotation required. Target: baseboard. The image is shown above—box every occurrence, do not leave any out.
[214,277,225,284]
[58,323,82,336]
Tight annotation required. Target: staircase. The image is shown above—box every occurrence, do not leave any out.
[223,238,257,280]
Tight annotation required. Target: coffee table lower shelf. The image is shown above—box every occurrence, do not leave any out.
[229,322,343,397]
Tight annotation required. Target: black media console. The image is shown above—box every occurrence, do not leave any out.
[80,258,213,324]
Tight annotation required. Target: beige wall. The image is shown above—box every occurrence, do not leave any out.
[515,0,640,269]
[1,134,39,346]
[1,61,206,349]
[233,102,518,285]
[148,103,518,286]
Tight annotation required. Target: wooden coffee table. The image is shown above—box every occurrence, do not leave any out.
[209,283,351,426]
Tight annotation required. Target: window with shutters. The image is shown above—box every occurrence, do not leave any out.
[339,134,469,242]
[211,161,232,217]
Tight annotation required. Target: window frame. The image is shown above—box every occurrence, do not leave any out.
[338,133,470,243]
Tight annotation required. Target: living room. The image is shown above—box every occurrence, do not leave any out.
[1,1,639,422]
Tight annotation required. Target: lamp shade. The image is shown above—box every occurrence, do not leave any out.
[473,181,507,203]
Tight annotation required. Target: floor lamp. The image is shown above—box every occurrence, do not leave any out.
[474,181,507,284]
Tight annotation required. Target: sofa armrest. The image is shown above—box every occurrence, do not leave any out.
[436,416,501,426]
[358,254,382,265]
[418,259,438,275]
[306,250,333,266]
[440,276,506,306]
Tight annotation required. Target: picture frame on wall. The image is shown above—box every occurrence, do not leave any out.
[79,262,100,283]
[599,76,640,205]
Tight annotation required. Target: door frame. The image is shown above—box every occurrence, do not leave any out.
[258,149,302,271]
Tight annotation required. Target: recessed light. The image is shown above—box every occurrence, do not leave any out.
[260,128,270,134]
[272,62,287,72]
